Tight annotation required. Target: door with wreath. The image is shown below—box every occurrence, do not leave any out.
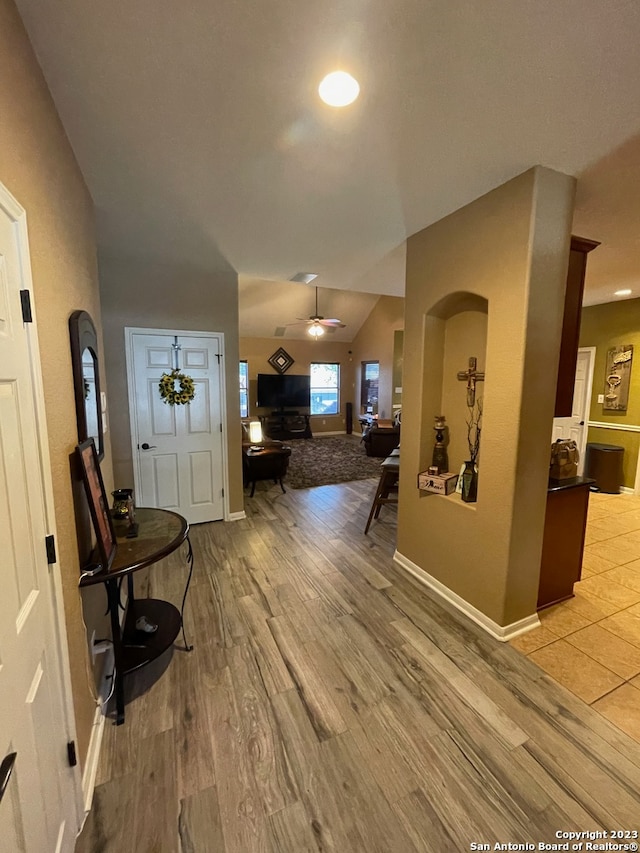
[125,329,226,523]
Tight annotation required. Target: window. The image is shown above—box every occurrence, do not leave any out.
[239,360,249,418]
[310,362,339,415]
[361,361,379,413]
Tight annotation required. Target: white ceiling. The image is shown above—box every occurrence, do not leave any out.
[14,0,640,321]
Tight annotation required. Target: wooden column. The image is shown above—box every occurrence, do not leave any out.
[554,236,599,417]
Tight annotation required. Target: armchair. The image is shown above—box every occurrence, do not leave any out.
[361,423,401,457]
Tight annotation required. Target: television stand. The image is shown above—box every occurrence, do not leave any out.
[261,412,312,440]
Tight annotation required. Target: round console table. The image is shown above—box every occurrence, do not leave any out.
[79,507,193,725]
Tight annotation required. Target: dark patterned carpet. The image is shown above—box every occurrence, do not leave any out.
[286,435,383,489]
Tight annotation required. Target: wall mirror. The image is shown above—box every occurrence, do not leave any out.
[69,310,104,460]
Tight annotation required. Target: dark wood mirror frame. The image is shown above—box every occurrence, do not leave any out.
[69,310,104,461]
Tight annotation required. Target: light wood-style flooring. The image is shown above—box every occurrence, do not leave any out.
[77,480,640,852]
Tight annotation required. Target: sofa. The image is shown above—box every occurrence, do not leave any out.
[361,424,401,457]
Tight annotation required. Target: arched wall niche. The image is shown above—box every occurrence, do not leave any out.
[419,291,489,479]
[428,291,488,320]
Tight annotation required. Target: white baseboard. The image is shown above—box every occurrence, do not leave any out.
[227,510,246,521]
[314,430,347,436]
[393,550,540,642]
[621,486,636,496]
[81,647,114,813]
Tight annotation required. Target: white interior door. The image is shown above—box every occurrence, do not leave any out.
[126,330,226,524]
[552,347,595,476]
[0,190,79,850]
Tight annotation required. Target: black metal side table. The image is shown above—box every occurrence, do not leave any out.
[79,507,193,725]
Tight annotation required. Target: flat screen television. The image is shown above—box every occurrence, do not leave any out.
[257,373,310,410]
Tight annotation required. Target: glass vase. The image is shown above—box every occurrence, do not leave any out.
[461,461,478,503]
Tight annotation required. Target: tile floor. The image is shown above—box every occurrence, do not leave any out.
[511,491,640,742]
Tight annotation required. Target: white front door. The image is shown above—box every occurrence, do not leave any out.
[552,347,595,476]
[126,329,226,524]
[0,189,80,849]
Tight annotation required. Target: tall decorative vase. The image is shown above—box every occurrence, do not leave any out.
[461,461,478,503]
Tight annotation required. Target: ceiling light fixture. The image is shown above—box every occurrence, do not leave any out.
[614,289,632,297]
[318,71,360,107]
[308,323,325,337]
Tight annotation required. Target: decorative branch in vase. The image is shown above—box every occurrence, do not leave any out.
[462,397,482,503]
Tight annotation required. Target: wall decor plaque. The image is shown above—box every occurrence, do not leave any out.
[603,344,633,412]
[268,347,295,374]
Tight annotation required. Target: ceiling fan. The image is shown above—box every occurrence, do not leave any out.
[289,286,346,337]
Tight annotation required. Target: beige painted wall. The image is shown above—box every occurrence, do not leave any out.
[99,256,244,515]
[350,296,405,418]
[240,337,355,434]
[0,0,112,766]
[398,167,575,627]
[580,297,640,488]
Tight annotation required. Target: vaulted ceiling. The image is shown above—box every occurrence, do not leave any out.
[15,0,640,333]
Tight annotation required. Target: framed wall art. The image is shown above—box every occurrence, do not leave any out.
[268,347,295,374]
[77,438,116,570]
[603,344,633,412]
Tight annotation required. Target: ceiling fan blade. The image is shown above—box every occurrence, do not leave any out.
[319,319,346,327]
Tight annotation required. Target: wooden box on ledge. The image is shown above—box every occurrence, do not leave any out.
[417,471,459,495]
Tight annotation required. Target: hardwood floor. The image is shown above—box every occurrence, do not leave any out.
[76,480,640,852]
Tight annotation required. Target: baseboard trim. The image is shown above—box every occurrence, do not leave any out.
[621,486,636,495]
[81,647,114,813]
[393,550,540,642]
[314,430,347,437]
[227,510,246,521]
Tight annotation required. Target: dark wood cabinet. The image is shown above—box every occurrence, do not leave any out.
[554,236,599,417]
[260,412,312,440]
[538,477,593,609]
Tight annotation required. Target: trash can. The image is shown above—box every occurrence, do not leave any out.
[584,443,624,493]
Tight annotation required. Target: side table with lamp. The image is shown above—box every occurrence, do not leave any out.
[242,420,292,497]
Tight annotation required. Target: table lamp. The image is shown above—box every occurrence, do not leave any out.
[249,420,264,450]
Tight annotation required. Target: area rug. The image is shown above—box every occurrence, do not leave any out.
[286,435,384,489]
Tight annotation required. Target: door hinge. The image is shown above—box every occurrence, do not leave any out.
[67,741,77,767]
[45,534,57,565]
[221,488,224,497]
[20,290,33,323]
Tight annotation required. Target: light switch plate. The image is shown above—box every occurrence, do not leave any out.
[597,394,605,403]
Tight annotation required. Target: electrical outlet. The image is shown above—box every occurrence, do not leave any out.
[597,394,604,404]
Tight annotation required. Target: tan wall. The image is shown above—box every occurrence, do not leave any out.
[350,296,405,418]
[399,167,575,627]
[240,337,355,433]
[580,298,640,488]
[99,256,244,515]
[0,0,112,766]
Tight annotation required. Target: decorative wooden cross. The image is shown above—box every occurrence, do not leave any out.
[457,357,485,406]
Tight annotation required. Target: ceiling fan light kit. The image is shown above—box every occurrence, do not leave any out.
[282,287,346,338]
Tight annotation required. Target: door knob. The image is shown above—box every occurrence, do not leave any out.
[0,752,17,804]
[140,443,157,450]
